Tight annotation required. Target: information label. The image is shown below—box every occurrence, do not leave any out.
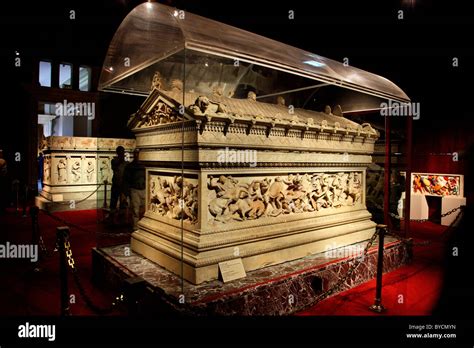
[218,258,246,282]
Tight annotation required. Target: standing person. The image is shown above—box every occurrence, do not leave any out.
[109,146,127,221]
[124,149,146,230]
[0,149,8,214]
[389,170,405,231]
[37,152,44,192]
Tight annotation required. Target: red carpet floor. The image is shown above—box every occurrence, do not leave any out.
[0,207,131,316]
[0,208,447,316]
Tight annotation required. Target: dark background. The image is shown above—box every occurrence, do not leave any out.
[2,0,473,181]
[1,0,473,342]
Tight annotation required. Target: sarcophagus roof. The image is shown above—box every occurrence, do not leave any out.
[128,85,378,139]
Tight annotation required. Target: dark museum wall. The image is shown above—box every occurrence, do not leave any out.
[1,0,473,195]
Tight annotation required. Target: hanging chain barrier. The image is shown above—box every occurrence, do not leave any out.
[373,202,463,223]
[308,227,380,306]
[372,203,465,247]
[29,205,49,257]
[39,182,104,206]
[308,203,466,307]
[56,228,125,315]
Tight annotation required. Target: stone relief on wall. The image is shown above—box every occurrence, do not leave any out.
[208,172,363,223]
[149,175,198,223]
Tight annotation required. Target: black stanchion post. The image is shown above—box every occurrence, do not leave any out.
[12,179,20,214]
[30,206,42,271]
[57,226,70,316]
[369,224,386,313]
[103,180,108,208]
[22,184,28,217]
[30,206,39,248]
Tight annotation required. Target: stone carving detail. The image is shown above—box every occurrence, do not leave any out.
[44,157,51,183]
[208,172,362,223]
[57,159,67,183]
[149,175,198,223]
[71,160,81,182]
[53,137,74,149]
[99,159,111,183]
[189,96,227,115]
[138,101,182,128]
[86,161,95,183]
[74,137,96,149]
[151,71,163,91]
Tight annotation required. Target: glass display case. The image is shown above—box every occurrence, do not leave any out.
[98,2,411,288]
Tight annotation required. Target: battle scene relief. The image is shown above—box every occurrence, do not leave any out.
[148,174,199,223]
[208,172,363,223]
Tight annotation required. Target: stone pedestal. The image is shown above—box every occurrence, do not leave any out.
[93,237,412,315]
[410,194,429,221]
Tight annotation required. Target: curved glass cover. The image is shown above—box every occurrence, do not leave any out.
[99,2,410,112]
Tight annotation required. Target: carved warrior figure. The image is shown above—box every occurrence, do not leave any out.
[99,159,110,183]
[57,159,67,183]
[208,172,363,223]
[86,161,95,183]
[71,160,81,182]
[149,175,198,223]
[44,157,51,182]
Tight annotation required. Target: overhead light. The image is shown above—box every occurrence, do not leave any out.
[303,60,325,68]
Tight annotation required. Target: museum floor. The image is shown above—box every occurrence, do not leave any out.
[0,208,446,316]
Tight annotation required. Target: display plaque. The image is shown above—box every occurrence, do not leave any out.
[218,259,247,283]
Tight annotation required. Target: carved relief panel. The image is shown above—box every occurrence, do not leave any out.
[207,171,363,223]
[98,156,113,184]
[147,171,199,224]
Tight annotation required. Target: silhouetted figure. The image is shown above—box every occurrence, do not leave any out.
[124,149,145,230]
[390,170,405,231]
[109,146,127,220]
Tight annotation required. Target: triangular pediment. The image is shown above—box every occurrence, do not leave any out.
[128,88,194,130]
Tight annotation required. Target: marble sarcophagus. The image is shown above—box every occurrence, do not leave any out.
[36,136,135,211]
[128,82,379,284]
[99,2,410,284]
